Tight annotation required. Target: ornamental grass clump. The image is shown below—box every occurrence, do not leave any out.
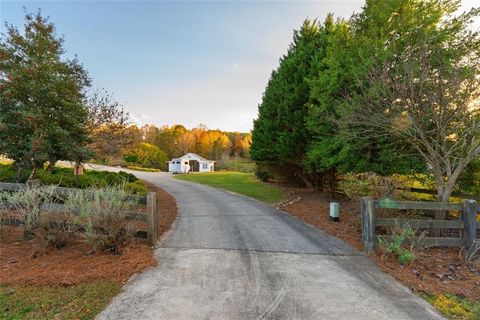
[2,185,75,248]
[66,186,138,253]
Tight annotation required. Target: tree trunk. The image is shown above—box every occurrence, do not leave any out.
[296,171,313,188]
[433,184,455,236]
[329,168,337,199]
[28,165,38,181]
[434,183,455,220]
[314,172,324,192]
[46,160,56,172]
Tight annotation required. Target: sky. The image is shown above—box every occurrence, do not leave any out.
[0,0,479,132]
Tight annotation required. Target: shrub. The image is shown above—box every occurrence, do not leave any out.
[2,186,48,232]
[2,185,75,247]
[123,143,167,170]
[34,211,75,249]
[378,225,425,265]
[0,164,19,182]
[339,172,407,201]
[125,180,148,196]
[0,164,138,189]
[255,169,270,182]
[66,186,139,253]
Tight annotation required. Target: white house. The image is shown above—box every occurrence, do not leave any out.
[167,153,215,173]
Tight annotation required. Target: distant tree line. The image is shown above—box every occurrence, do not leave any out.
[251,0,480,205]
[114,124,251,170]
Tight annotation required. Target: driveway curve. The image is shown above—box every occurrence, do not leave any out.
[97,169,443,320]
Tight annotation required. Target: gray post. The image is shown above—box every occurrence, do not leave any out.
[361,197,376,254]
[147,192,158,246]
[462,199,477,250]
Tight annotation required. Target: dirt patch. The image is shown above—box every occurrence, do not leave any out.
[280,187,480,300]
[0,232,154,286]
[0,183,178,286]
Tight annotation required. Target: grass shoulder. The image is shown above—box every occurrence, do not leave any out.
[0,281,121,320]
[174,171,285,204]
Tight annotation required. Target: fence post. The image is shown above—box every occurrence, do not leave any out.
[361,197,375,254]
[462,199,477,250]
[147,192,158,246]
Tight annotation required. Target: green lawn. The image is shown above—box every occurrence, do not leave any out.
[215,159,256,173]
[0,281,121,320]
[175,172,285,203]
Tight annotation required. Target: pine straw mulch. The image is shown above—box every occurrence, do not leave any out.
[279,187,480,301]
[0,182,178,287]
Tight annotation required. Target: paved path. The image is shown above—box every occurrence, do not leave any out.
[97,169,443,320]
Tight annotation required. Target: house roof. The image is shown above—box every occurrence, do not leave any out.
[170,153,213,162]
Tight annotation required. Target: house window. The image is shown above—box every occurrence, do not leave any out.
[202,163,208,169]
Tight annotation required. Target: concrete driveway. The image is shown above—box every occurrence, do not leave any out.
[97,170,443,320]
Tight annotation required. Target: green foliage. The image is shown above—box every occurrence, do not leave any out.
[379,226,418,266]
[0,12,92,176]
[252,0,480,195]
[123,143,167,170]
[341,0,480,203]
[305,1,430,176]
[251,19,327,181]
[175,172,285,203]
[0,281,121,320]
[124,180,148,196]
[457,160,480,195]
[0,164,138,188]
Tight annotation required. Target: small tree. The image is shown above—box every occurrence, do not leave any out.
[123,143,167,170]
[87,90,131,162]
[347,2,480,217]
[0,11,91,179]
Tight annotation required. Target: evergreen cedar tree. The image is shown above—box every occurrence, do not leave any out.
[0,12,92,179]
[251,0,480,203]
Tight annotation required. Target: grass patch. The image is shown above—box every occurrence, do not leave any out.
[0,281,121,320]
[175,172,285,203]
[215,158,256,173]
[126,166,160,172]
[420,293,480,320]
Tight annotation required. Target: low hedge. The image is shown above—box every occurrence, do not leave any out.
[0,165,147,195]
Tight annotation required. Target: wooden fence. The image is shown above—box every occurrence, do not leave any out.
[0,182,159,246]
[361,197,478,253]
